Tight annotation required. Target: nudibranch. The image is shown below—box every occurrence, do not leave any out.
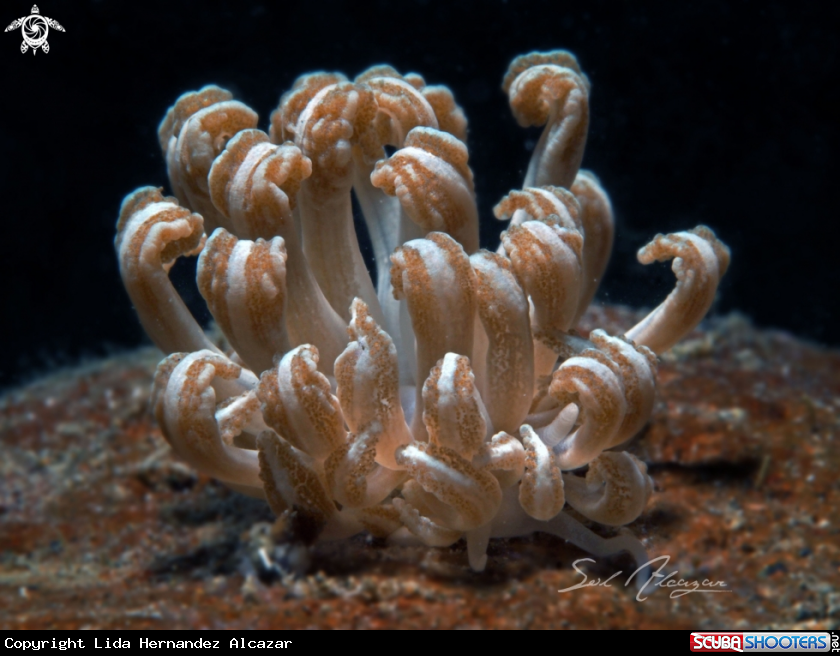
[115,51,730,575]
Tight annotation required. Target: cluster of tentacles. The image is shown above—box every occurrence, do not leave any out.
[115,50,729,572]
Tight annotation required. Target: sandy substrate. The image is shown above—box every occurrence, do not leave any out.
[1,307,838,629]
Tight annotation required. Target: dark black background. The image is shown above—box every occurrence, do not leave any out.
[1,0,837,390]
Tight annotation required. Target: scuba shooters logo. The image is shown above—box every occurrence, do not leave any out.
[690,632,835,653]
[4,5,64,54]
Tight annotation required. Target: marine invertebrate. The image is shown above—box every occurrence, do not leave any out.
[115,50,729,574]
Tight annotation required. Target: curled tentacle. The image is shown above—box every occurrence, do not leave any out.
[269,72,348,144]
[256,345,345,461]
[391,233,477,439]
[589,330,658,447]
[324,423,407,509]
[502,217,583,378]
[361,75,439,152]
[392,497,462,547]
[207,130,348,372]
[473,431,526,489]
[470,250,534,433]
[395,443,501,532]
[547,353,627,470]
[351,69,441,367]
[158,86,258,233]
[422,353,491,460]
[294,81,383,324]
[563,451,653,526]
[626,226,731,354]
[571,171,614,322]
[494,185,581,233]
[503,51,590,189]
[115,187,217,356]
[152,351,262,491]
[420,85,467,142]
[257,430,337,528]
[334,299,413,468]
[197,229,290,374]
[519,425,566,521]
[372,127,478,254]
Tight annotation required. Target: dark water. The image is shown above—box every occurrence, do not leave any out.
[2,0,837,390]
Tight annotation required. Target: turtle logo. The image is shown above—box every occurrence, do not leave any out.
[5,5,65,55]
